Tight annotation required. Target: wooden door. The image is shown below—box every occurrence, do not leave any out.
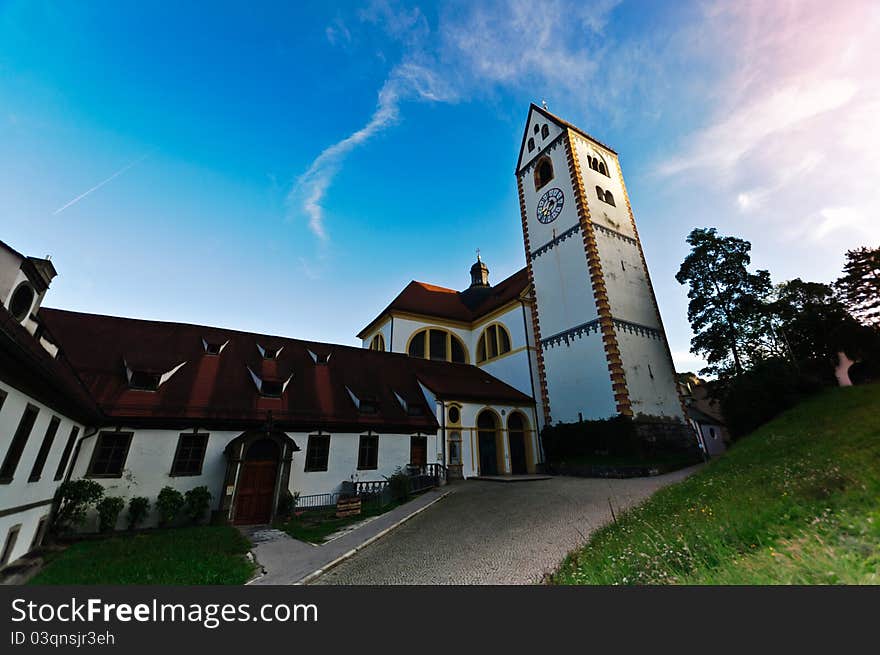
[509,431,527,474]
[410,436,427,467]
[234,460,278,524]
[478,431,497,475]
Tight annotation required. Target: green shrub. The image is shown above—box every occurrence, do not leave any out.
[127,496,150,530]
[387,469,411,502]
[96,496,125,533]
[183,486,212,525]
[276,490,299,520]
[52,479,104,535]
[156,487,185,527]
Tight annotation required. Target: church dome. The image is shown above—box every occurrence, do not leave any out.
[470,252,489,288]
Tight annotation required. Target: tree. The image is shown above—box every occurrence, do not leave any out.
[767,279,859,362]
[835,246,880,327]
[676,228,771,378]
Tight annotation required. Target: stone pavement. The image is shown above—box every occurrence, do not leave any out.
[246,487,452,585]
[314,466,701,585]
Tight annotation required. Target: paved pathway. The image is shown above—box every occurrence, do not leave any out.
[247,488,451,585]
[314,467,700,585]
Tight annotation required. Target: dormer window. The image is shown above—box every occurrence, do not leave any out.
[247,366,293,397]
[260,380,284,397]
[394,391,425,417]
[347,387,379,414]
[307,349,331,364]
[124,359,186,391]
[369,334,385,352]
[129,370,161,391]
[257,344,283,359]
[203,338,228,355]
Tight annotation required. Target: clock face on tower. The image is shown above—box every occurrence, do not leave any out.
[536,187,564,224]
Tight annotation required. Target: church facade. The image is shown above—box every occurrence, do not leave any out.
[0,105,687,568]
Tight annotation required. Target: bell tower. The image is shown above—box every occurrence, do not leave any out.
[515,103,686,429]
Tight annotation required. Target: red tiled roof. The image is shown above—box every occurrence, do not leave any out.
[358,267,529,337]
[40,308,533,433]
[0,307,100,423]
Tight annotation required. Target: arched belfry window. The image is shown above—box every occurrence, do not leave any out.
[605,190,616,206]
[407,328,467,364]
[527,137,535,153]
[533,124,540,134]
[534,156,554,191]
[477,324,512,363]
[541,124,549,139]
[598,161,607,176]
[369,334,385,352]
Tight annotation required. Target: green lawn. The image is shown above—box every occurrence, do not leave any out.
[30,525,256,585]
[553,383,880,585]
[275,499,404,544]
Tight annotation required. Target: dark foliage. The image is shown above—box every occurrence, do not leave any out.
[183,486,212,525]
[127,496,150,530]
[720,357,830,437]
[52,479,104,535]
[156,486,185,527]
[835,246,880,327]
[96,496,125,533]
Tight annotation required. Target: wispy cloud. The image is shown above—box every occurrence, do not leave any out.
[656,1,880,250]
[288,62,455,242]
[289,0,622,243]
[53,153,150,215]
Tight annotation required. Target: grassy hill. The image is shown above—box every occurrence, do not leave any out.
[552,384,880,584]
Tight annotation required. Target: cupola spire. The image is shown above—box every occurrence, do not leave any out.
[470,249,490,288]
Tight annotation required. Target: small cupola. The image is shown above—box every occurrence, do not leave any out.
[469,251,490,288]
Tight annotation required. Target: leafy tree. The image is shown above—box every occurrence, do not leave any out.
[52,479,104,535]
[676,228,771,377]
[767,279,862,362]
[835,246,880,327]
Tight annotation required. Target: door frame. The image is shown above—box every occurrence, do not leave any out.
[221,429,300,525]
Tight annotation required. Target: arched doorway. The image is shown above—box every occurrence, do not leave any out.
[507,413,528,474]
[234,439,280,524]
[477,411,499,476]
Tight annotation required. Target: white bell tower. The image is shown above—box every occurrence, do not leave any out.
[515,103,685,428]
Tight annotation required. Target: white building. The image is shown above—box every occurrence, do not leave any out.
[0,105,688,568]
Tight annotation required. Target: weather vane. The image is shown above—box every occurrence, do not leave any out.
[541,98,548,110]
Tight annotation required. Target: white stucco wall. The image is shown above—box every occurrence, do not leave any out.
[0,380,85,565]
[615,330,683,419]
[541,332,617,422]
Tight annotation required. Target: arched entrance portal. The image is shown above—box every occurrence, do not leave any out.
[222,429,299,526]
[234,439,280,525]
[507,412,528,475]
[477,411,499,476]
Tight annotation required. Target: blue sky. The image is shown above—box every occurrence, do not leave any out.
[2,1,878,372]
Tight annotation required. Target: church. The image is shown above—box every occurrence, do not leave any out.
[0,104,687,568]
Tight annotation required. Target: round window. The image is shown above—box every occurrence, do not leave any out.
[8,283,35,321]
[448,406,460,424]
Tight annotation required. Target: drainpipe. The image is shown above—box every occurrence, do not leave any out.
[439,400,447,485]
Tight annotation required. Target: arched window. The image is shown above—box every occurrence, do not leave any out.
[8,283,34,322]
[476,324,512,363]
[534,156,554,191]
[605,190,616,206]
[369,334,385,352]
[596,185,604,199]
[541,124,549,139]
[407,328,467,364]
[533,124,540,134]
[527,137,535,153]
[598,161,607,176]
